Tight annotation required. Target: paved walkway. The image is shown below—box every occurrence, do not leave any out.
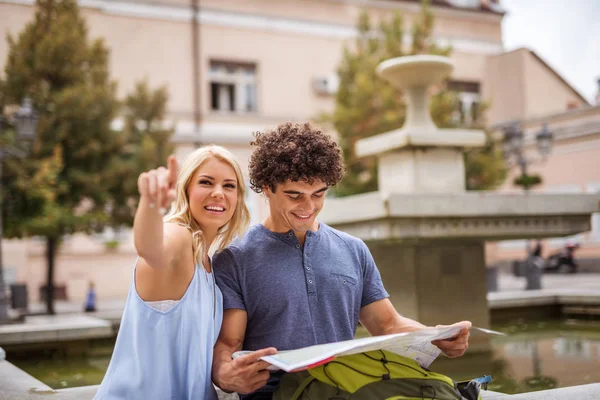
[495,272,600,292]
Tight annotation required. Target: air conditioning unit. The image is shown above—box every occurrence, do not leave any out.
[313,74,339,95]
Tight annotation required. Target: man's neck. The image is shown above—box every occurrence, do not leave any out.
[262,217,318,245]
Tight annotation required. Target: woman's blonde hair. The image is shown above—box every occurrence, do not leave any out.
[164,145,250,264]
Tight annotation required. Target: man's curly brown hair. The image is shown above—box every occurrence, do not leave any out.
[249,122,345,193]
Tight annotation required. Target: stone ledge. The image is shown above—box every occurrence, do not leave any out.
[0,360,238,399]
[0,315,112,346]
[481,390,509,398]
[321,192,600,226]
[387,193,600,218]
[503,383,600,399]
[0,360,54,400]
[324,215,592,242]
[488,290,600,309]
[2,357,599,400]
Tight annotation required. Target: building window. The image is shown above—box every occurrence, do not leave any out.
[447,80,481,126]
[209,61,257,113]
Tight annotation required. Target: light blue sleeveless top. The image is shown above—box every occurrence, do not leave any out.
[94,260,223,400]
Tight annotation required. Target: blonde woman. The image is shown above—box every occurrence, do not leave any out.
[95,145,250,400]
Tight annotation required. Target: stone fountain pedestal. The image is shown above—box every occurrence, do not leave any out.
[322,191,599,331]
[321,56,600,341]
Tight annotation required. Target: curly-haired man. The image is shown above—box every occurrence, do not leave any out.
[212,123,470,399]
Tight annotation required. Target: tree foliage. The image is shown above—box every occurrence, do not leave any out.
[106,79,174,230]
[2,0,122,237]
[513,173,542,191]
[1,0,122,313]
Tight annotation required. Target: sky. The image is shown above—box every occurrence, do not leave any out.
[501,0,600,103]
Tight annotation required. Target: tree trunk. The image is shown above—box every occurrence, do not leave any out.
[46,236,57,315]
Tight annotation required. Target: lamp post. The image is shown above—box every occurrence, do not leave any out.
[0,97,39,324]
[502,122,553,289]
[502,122,553,192]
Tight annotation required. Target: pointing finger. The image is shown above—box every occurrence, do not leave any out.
[167,155,178,186]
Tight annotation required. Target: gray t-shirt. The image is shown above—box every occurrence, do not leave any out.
[213,223,389,352]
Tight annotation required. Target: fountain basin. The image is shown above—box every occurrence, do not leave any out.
[377,55,454,89]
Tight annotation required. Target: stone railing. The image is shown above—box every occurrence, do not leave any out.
[0,351,237,400]
[2,350,600,399]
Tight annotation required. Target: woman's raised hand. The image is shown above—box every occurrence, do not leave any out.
[137,155,179,213]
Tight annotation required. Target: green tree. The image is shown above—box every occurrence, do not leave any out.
[513,173,542,191]
[106,79,174,234]
[465,136,508,191]
[2,0,122,314]
[326,1,505,196]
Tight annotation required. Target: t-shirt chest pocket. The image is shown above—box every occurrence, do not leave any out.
[329,272,358,287]
[320,271,360,299]
[320,271,361,311]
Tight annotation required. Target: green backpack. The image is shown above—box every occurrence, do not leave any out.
[274,350,484,400]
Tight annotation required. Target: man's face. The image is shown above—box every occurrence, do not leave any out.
[265,179,328,234]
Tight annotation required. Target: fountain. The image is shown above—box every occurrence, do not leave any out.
[321,55,600,333]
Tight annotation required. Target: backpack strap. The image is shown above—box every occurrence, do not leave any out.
[290,374,317,400]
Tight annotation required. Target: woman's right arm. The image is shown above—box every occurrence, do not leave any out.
[134,156,179,269]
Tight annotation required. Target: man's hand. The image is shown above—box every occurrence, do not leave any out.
[431,320,471,358]
[216,347,277,394]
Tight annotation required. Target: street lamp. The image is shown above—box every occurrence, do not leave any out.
[502,122,553,192]
[535,124,553,158]
[502,122,554,290]
[502,123,524,157]
[0,97,39,324]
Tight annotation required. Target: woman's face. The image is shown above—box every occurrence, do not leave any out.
[186,157,239,237]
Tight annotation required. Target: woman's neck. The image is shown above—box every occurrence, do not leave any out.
[199,228,217,272]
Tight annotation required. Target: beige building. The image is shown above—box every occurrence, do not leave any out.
[0,0,597,302]
[483,48,589,124]
[0,0,507,155]
[482,48,599,268]
[487,104,600,269]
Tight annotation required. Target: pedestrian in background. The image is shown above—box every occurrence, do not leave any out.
[84,281,96,312]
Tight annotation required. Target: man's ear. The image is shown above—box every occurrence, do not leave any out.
[264,184,277,195]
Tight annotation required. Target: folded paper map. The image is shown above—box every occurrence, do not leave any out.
[233,324,504,372]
